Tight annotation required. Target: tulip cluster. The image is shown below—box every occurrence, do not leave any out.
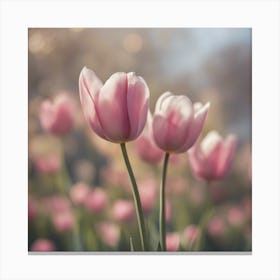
[77,67,237,251]
[28,67,249,253]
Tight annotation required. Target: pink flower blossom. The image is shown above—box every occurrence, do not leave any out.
[207,217,226,237]
[96,222,120,247]
[34,154,61,174]
[188,131,237,181]
[166,232,180,251]
[165,199,172,223]
[28,197,37,222]
[39,92,75,135]
[139,178,157,213]
[45,196,71,214]
[70,182,90,205]
[182,224,200,247]
[84,188,108,213]
[112,200,134,223]
[30,239,55,252]
[52,210,74,232]
[152,92,209,153]
[227,206,245,227]
[79,67,150,143]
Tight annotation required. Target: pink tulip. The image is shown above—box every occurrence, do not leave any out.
[45,196,71,214]
[52,210,74,232]
[96,222,120,247]
[39,92,75,135]
[70,182,90,205]
[34,154,61,174]
[28,197,37,222]
[182,225,200,247]
[165,199,172,223]
[84,188,108,213]
[138,178,157,213]
[227,206,245,227]
[207,217,226,237]
[166,232,180,251]
[152,92,209,153]
[31,238,55,252]
[79,67,150,143]
[188,131,237,181]
[135,111,164,163]
[112,200,134,223]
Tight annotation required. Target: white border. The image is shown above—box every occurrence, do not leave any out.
[1,1,279,279]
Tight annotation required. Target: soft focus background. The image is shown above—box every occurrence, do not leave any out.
[28,28,252,252]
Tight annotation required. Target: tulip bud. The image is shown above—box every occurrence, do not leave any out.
[79,67,150,143]
[166,232,180,251]
[70,182,90,205]
[39,92,75,135]
[34,154,61,175]
[96,222,120,247]
[152,92,209,153]
[138,178,157,214]
[84,188,108,213]
[181,224,200,248]
[227,206,245,227]
[188,131,237,181]
[30,238,55,251]
[52,210,74,232]
[207,217,226,237]
[165,199,172,223]
[112,200,134,223]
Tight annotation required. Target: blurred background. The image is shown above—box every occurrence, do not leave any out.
[28,28,252,252]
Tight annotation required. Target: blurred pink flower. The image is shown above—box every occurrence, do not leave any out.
[30,238,55,252]
[207,217,226,237]
[70,182,90,205]
[45,196,71,214]
[166,232,180,251]
[165,199,172,223]
[182,225,200,247]
[96,222,120,247]
[152,92,209,153]
[188,131,237,181]
[139,178,157,213]
[28,197,37,222]
[52,210,74,232]
[227,206,245,227]
[135,111,163,164]
[39,92,75,135]
[84,188,108,213]
[79,67,150,143]
[34,154,61,174]
[112,200,134,223]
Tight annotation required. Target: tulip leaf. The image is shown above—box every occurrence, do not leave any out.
[130,236,135,252]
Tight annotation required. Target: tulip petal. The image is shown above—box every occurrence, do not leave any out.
[79,67,103,101]
[152,114,169,151]
[79,68,108,140]
[188,147,205,178]
[155,91,173,113]
[127,73,150,140]
[97,72,130,142]
[177,102,210,153]
[217,134,237,178]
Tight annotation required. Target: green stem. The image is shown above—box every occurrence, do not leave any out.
[120,143,147,251]
[159,152,170,251]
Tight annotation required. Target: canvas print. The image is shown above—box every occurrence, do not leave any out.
[28,28,252,252]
